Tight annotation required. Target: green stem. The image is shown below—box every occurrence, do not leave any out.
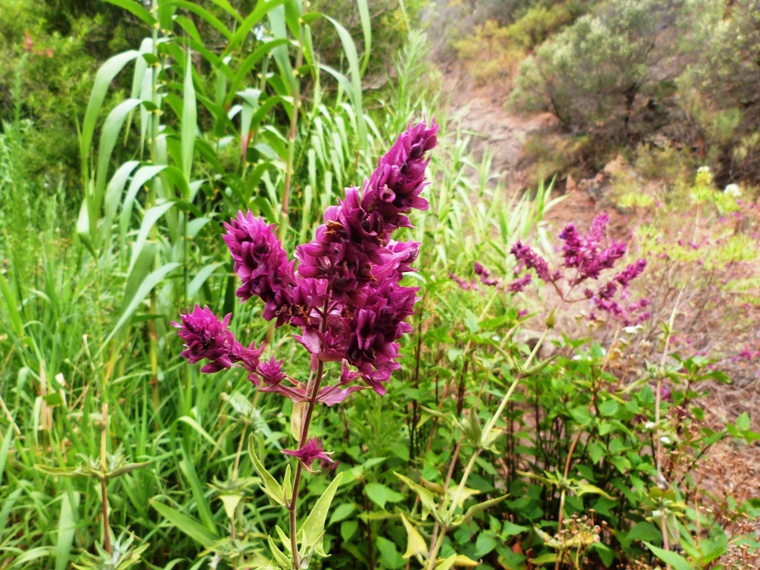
[426,449,482,570]
[100,403,111,555]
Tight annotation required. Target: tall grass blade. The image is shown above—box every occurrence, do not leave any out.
[0,427,13,487]
[356,0,372,74]
[225,0,289,53]
[150,499,219,549]
[181,50,197,180]
[0,271,24,340]
[179,454,216,535]
[55,491,78,570]
[324,16,366,146]
[106,262,181,344]
[105,0,156,26]
[80,50,139,183]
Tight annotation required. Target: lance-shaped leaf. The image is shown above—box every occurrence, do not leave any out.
[107,460,152,480]
[643,542,691,570]
[394,472,442,523]
[435,554,458,570]
[300,472,343,557]
[248,434,285,506]
[447,484,480,511]
[150,499,218,549]
[267,535,291,569]
[282,464,293,504]
[219,495,242,520]
[575,483,614,500]
[400,513,428,561]
[451,555,479,567]
[450,495,508,528]
[35,465,87,478]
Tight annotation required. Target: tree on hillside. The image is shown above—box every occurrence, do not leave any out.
[690,0,760,178]
[510,0,716,141]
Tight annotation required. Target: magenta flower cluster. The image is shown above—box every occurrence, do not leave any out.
[510,213,650,326]
[173,121,437,460]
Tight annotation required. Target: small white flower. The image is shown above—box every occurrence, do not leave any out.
[660,436,672,445]
[697,165,711,173]
[644,421,656,430]
[724,183,741,197]
[623,325,642,335]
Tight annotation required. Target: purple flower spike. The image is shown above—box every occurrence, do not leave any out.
[362,120,439,236]
[508,273,532,293]
[257,357,287,386]
[223,211,296,325]
[283,437,334,469]
[511,242,553,283]
[179,122,437,408]
[172,305,237,373]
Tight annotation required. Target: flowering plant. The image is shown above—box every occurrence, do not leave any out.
[174,121,438,569]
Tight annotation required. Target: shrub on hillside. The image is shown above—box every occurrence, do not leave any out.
[509,0,719,141]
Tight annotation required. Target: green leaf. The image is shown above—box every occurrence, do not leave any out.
[700,531,729,564]
[365,482,404,510]
[81,50,139,183]
[107,461,152,479]
[220,495,242,520]
[531,553,557,565]
[55,491,78,570]
[161,1,232,39]
[177,416,217,447]
[575,483,614,500]
[587,441,604,465]
[93,98,144,222]
[452,495,508,527]
[474,532,498,558]
[400,513,428,560]
[300,472,344,557]
[464,310,480,334]
[106,0,156,26]
[623,521,662,545]
[150,499,218,548]
[644,542,692,570]
[181,49,197,180]
[598,399,619,417]
[356,0,371,74]
[377,537,406,569]
[589,542,614,568]
[35,465,88,478]
[127,201,176,275]
[736,412,750,432]
[435,554,458,570]
[248,434,285,506]
[179,454,216,535]
[328,503,355,526]
[322,17,366,146]
[341,519,358,542]
[501,521,529,538]
[106,262,180,344]
[0,268,24,339]
[0,427,13,487]
[42,392,64,406]
[394,472,440,522]
[267,535,291,568]
[0,488,23,539]
[225,0,289,53]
